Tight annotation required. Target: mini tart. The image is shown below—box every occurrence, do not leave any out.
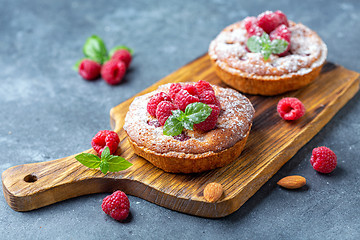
[123,83,255,173]
[208,20,328,95]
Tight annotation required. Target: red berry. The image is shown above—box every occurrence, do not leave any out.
[257,11,282,34]
[174,89,199,112]
[277,97,305,121]
[274,10,289,27]
[270,24,291,56]
[194,104,220,132]
[91,130,120,156]
[101,190,130,221]
[183,84,198,96]
[244,16,264,37]
[195,80,215,95]
[101,60,126,85]
[78,59,101,80]
[169,83,182,100]
[199,90,220,108]
[111,49,132,68]
[147,92,172,117]
[310,146,337,173]
[156,101,177,126]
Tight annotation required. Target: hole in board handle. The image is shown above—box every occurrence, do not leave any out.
[24,174,38,183]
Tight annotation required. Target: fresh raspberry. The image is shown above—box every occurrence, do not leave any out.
[274,10,289,27]
[169,83,182,100]
[111,49,132,68]
[101,60,126,85]
[194,104,220,132]
[155,101,177,125]
[244,16,264,37]
[199,90,220,108]
[183,84,198,96]
[91,130,120,156]
[310,146,337,173]
[277,97,305,121]
[147,92,172,117]
[270,24,291,56]
[101,190,130,221]
[78,59,101,80]
[174,89,200,111]
[257,11,282,34]
[195,80,215,95]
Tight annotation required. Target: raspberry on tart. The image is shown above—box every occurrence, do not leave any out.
[208,10,327,95]
[124,81,255,173]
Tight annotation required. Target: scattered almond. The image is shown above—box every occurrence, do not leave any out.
[277,175,306,189]
[204,182,223,202]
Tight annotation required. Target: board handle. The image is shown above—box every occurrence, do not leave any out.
[1,150,124,212]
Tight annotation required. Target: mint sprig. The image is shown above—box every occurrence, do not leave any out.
[163,102,212,136]
[73,35,133,70]
[75,147,132,174]
[246,33,288,60]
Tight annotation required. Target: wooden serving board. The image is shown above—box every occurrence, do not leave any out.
[2,54,359,218]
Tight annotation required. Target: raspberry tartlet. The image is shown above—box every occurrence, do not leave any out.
[123,81,254,173]
[208,10,328,95]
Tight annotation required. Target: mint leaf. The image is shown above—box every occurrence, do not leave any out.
[185,102,212,124]
[75,153,101,168]
[99,160,109,174]
[172,110,186,121]
[247,36,262,53]
[83,35,108,64]
[109,45,134,57]
[163,115,184,136]
[101,146,111,160]
[73,58,86,71]
[107,155,133,172]
[270,39,289,54]
[182,118,194,130]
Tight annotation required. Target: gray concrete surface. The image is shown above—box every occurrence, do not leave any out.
[1,0,359,239]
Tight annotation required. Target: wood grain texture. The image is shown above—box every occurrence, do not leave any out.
[2,54,359,218]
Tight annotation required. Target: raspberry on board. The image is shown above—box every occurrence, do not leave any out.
[101,190,130,221]
[257,10,282,34]
[111,49,132,68]
[147,92,172,117]
[277,97,305,121]
[169,83,182,100]
[244,16,264,37]
[195,80,215,95]
[194,104,220,132]
[156,101,177,126]
[310,146,337,174]
[78,59,101,80]
[91,130,120,156]
[101,60,126,85]
[174,89,200,111]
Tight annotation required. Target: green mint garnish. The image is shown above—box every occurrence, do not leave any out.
[73,35,133,70]
[75,146,132,174]
[246,32,288,60]
[163,102,212,136]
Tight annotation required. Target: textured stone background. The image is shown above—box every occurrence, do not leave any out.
[0,0,359,239]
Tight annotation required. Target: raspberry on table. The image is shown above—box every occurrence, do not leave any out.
[111,49,132,68]
[101,59,126,85]
[310,146,337,173]
[277,97,305,121]
[195,80,215,95]
[270,24,291,56]
[156,101,177,125]
[78,59,101,80]
[244,16,264,37]
[174,89,200,111]
[147,92,172,117]
[101,190,130,221]
[183,84,198,96]
[91,130,120,156]
[194,104,220,132]
[257,11,282,34]
[199,90,220,108]
[169,83,183,100]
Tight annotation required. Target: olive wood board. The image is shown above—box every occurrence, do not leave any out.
[2,54,359,218]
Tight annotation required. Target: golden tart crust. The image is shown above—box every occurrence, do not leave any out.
[208,20,327,95]
[123,83,254,173]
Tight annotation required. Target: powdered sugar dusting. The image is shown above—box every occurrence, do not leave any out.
[209,20,327,78]
[123,83,254,154]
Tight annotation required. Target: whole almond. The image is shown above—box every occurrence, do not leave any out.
[204,182,223,202]
[277,175,306,189]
